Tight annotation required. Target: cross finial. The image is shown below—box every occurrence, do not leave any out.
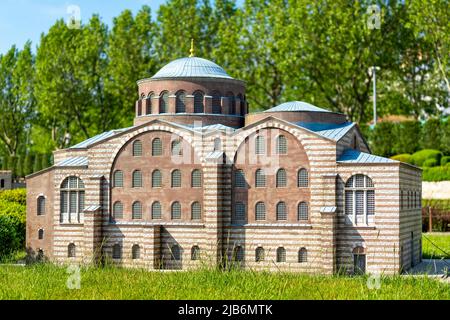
[189,38,195,57]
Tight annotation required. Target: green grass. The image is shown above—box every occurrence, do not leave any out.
[0,264,448,300]
[422,233,450,259]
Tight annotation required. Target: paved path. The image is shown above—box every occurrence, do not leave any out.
[407,259,450,284]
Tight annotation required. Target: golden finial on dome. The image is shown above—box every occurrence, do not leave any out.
[189,38,195,57]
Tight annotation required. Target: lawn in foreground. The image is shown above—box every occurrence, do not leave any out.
[0,264,448,300]
[422,232,450,259]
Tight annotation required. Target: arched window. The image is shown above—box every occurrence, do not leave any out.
[255,202,266,221]
[193,91,204,113]
[171,244,181,261]
[276,135,287,154]
[234,169,246,188]
[191,202,201,220]
[276,247,286,262]
[60,176,85,223]
[276,201,287,220]
[137,96,142,116]
[146,92,154,114]
[132,201,142,219]
[191,169,202,187]
[211,91,221,114]
[160,91,168,113]
[113,201,123,219]
[171,170,181,187]
[255,247,265,262]
[298,248,307,263]
[255,136,265,155]
[234,202,246,222]
[113,170,123,187]
[297,168,308,187]
[297,202,308,221]
[132,244,140,259]
[276,169,287,187]
[132,170,142,188]
[112,244,121,259]
[345,175,375,225]
[171,139,183,156]
[38,229,44,240]
[37,196,45,215]
[152,138,163,156]
[226,92,235,114]
[255,169,266,187]
[151,201,162,219]
[132,140,142,156]
[191,245,200,260]
[171,201,181,219]
[68,243,76,258]
[152,169,162,187]
[213,137,221,151]
[175,91,186,113]
[353,246,366,274]
[233,246,244,262]
[237,93,245,115]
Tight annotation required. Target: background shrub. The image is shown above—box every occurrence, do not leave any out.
[0,189,26,258]
[367,122,395,157]
[423,158,438,167]
[391,154,412,163]
[392,121,421,155]
[420,118,442,150]
[0,215,21,257]
[440,120,450,155]
[410,149,442,167]
[422,166,450,182]
[441,156,450,166]
[0,189,26,206]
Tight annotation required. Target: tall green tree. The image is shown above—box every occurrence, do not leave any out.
[34,16,108,149]
[105,6,158,127]
[0,42,35,159]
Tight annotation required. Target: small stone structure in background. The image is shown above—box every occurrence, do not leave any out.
[0,170,13,190]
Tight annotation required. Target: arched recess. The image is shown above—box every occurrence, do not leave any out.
[108,124,203,221]
[231,124,311,224]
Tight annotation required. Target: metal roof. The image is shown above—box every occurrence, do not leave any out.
[337,149,397,164]
[84,205,101,212]
[151,57,233,80]
[294,121,355,141]
[56,157,88,167]
[320,206,337,213]
[70,127,130,149]
[264,101,332,113]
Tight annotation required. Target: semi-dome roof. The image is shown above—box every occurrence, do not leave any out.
[264,101,332,113]
[151,57,233,80]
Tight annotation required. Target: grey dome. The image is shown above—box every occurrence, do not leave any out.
[264,101,331,113]
[151,57,233,79]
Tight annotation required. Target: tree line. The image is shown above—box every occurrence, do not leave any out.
[0,0,448,179]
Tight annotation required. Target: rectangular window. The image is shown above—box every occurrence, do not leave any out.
[69,192,77,213]
[355,190,364,215]
[345,191,353,215]
[61,191,68,213]
[367,190,375,215]
[234,203,246,221]
[79,191,85,212]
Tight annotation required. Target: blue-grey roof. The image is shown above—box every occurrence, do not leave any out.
[337,149,397,164]
[152,57,233,79]
[294,122,355,141]
[56,157,88,167]
[70,128,130,149]
[264,101,332,113]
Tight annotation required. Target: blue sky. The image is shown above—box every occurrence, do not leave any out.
[0,0,244,54]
